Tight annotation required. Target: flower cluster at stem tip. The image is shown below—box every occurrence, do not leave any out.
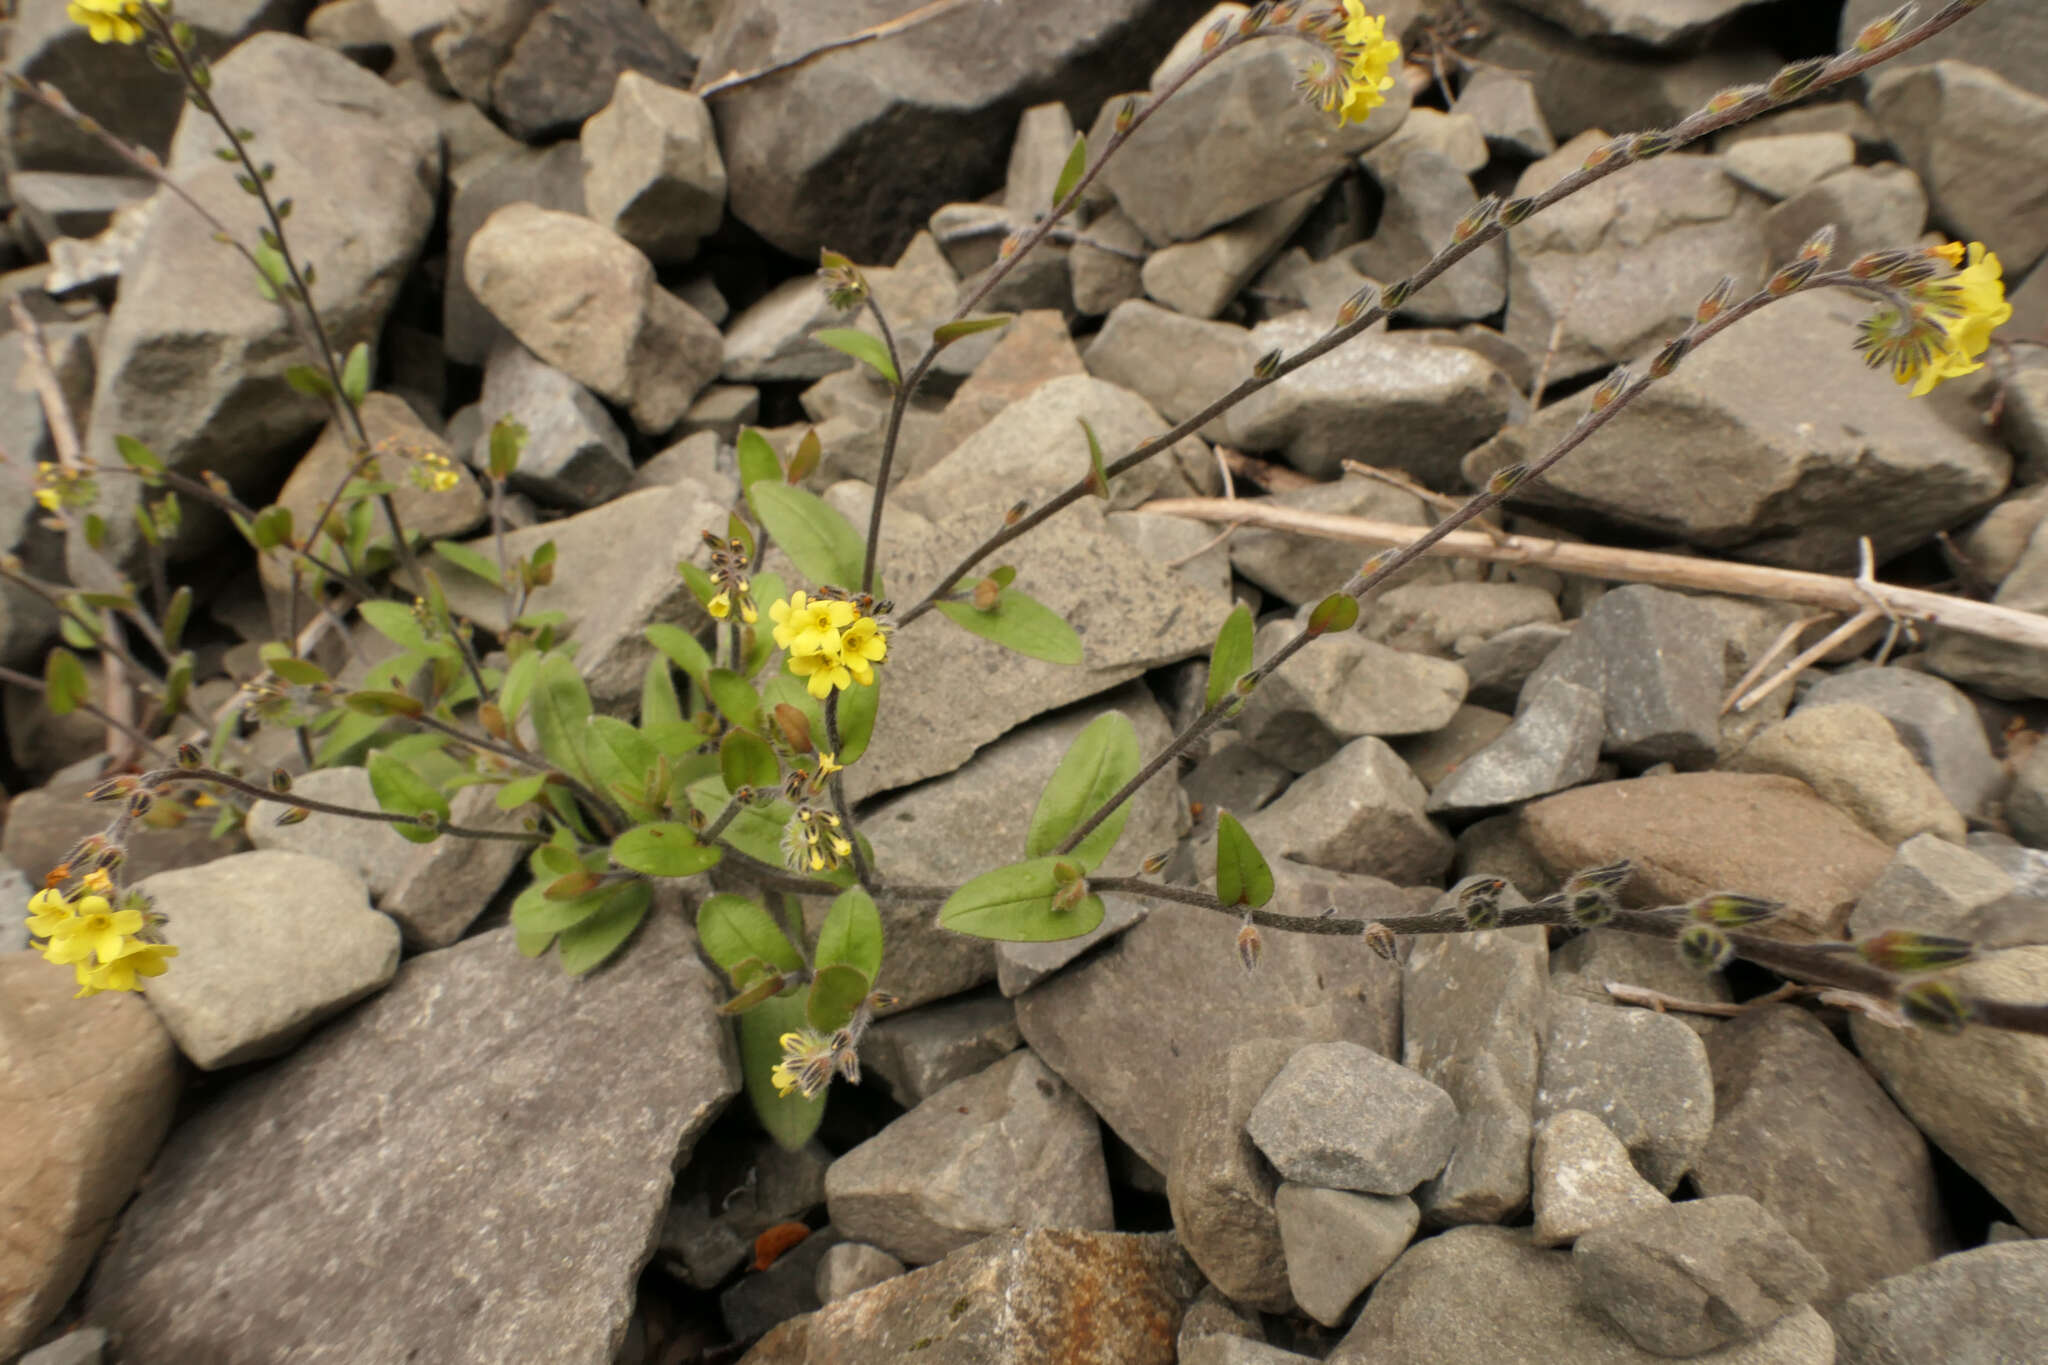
[24,874,178,997]
[768,591,888,700]
[1298,3,1403,126]
[1863,240,2014,397]
[770,1026,860,1099]
[67,0,157,45]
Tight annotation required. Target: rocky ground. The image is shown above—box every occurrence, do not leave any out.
[5,0,2048,1362]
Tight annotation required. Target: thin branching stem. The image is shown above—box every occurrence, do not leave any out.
[147,767,544,843]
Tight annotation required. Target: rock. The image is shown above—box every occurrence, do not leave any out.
[660,1131,830,1290]
[244,767,427,900]
[2008,742,2048,849]
[1832,1242,2048,1365]
[1,784,241,891]
[1015,858,1407,1170]
[1221,321,1518,484]
[1106,510,1236,606]
[9,172,153,247]
[994,895,1148,999]
[1921,512,2048,701]
[1763,164,1929,269]
[1236,619,1471,772]
[1529,1109,1667,1248]
[1228,472,1454,606]
[1182,740,1293,823]
[437,483,724,710]
[1502,0,1772,47]
[1842,0,2048,101]
[1853,832,2048,944]
[1101,7,1406,245]
[1330,1225,1834,1365]
[800,367,950,489]
[465,203,720,434]
[19,1327,110,1365]
[721,1226,842,1343]
[1531,585,1724,767]
[80,34,440,566]
[859,990,1021,1106]
[1375,108,1490,176]
[579,70,724,264]
[1799,666,2002,818]
[1070,206,1148,316]
[1451,69,1554,159]
[1691,1005,1951,1307]
[2001,366,2048,485]
[1398,705,1516,792]
[133,850,400,1070]
[1852,946,2048,1235]
[1252,246,1387,324]
[702,0,1196,261]
[1176,1286,1266,1356]
[476,340,633,508]
[722,233,958,384]
[489,0,695,142]
[1457,812,1561,899]
[1722,131,1854,200]
[89,915,737,1364]
[1868,61,2048,276]
[1535,994,1713,1194]
[935,309,1088,456]
[815,1242,906,1304]
[678,384,760,445]
[1274,1183,1417,1327]
[1549,927,1732,1024]
[1247,1041,1458,1194]
[378,784,531,949]
[1141,180,1328,321]
[1427,676,1604,814]
[1731,703,1966,846]
[1461,621,1572,710]
[1165,1038,1299,1312]
[1355,145,1506,324]
[1520,772,1896,939]
[739,1229,1201,1364]
[1576,1196,1827,1357]
[443,141,586,365]
[1240,736,1455,884]
[0,953,179,1359]
[1181,1341,1318,1365]
[1081,300,1254,438]
[1363,582,1562,659]
[1503,141,1766,385]
[1402,923,1548,1224]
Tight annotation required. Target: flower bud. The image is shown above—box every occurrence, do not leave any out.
[1380,278,1413,311]
[1898,978,1972,1034]
[1236,917,1263,972]
[1704,85,1762,115]
[1115,97,1138,133]
[1855,3,1914,52]
[1567,887,1616,927]
[1629,130,1674,160]
[1567,859,1634,894]
[1253,348,1284,379]
[1696,275,1737,323]
[1849,248,1912,280]
[176,741,203,769]
[1591,367,1633,412]
[269,767,293,793]
[1799,224,1837,263]
[1362,921,1398,960]
[1857,929,1976,974]
[1336,283,1380,326]
[1458,876,1507,930]
[1499,197,1536,227]
[1454,196,1500,242]
[1767,57,1829,103]
[1677,922,1734,971]
[1487,463,1529,496]
[1767,256,1821,295]
[1689,891,1780,928]
[1650,336,1690,379]
[275,805,311,827]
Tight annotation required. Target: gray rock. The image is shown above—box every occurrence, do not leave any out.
[859,990,1021,1106]
[1070,206,1148,316]
[378,783,531,949]
[1106,510,1235,606]
[1799,666,2002,818]
[1427,675,1604,813]
[1363,582,1563,658]
[1528,585,1723,768]
[1457,812,1561,899]
[579,70,724,265]
[725,233,959,385]
[244,767,426,901]
[825,1050,1112,1265]
[1575,1196,1828,1356]
[1922,512,2048,701]
[1,783,240,893]
[87,915,738,1365]
[1450,68,1554,159]
[1241,736,1455,884]
[1181,1340,1318,1365]
[995,895,1148,998]
[0,955,179,1360]
[9,173,153,248]
[1691,1005,1952,1307]
[1842,0,2048,102]
[1461,621,1572,710]
[1177,1285,1266,1357]
[2001,365,2048,486]
[678,383,761,445]
[1731,703,1966,846]
[0,861,31,955]
[1355,145,1506,325]
[1530,1109,1667,1248]
[661,1132,830,1290]
[2007,742,2048,849]
[1333,1225,1833,1365]
[1549,928,1732,1025]
[1763,164,1929,271]
[815,1242,906,1304]
[477,340,633,508]
[19,1327,110,1365]
[1868,61,2048,276]
[1398,705,1516,792]
[134,850,401,1070]
[1015,857,1408,1170]
[1374,108,1490,176]
[1142,180,1329,321]
[720,1224,842,1343]
[1182,740,1293,824]
[1166,1037,1299,1312]
[465,203,720,435]
[443,141,586,365]
[1274,1183,1417,1327]
[489,0,695,142]
[1237,619,1471,773]
[1502,0,1771,47]
[1082,300,1256,438]
[1247,1041,1458,1194]
[1402,923,1548,1223]
[1535,995,1713,1194]
[1833,1242,2048,1365]
[1722,132,1856,201]
[1228,472,1455,606]
[799,367,950,489]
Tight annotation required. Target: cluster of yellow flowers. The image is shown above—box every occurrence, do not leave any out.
[767,591,888,700]
[67,0,153,44]
[1298,3,1403,126]
[24,877,178,997]
[770,1026,859,1099]
[32,462,94,515]
[408,448,463,494]
[1856,241,2014,397]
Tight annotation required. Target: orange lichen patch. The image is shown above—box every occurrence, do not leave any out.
[753,1221,811,1271]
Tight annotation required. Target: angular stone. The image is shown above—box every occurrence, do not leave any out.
[1847,833,2048,951]
[1530,1109,1667,1248]
[1535,995,1713,1194]
[244,766,425,900]
[994,895,1148,999]
[859,990,1021,1107]
[18,1327,110,1365]
[443,141,586,365]
[1247,1041,1458,1195]
[1070,206,1147,316]
[1520,773,1894,939]
[1240,736,1455,884]
[489,0,695,142]
[89,915,737,1364]
[1105,510,1236,607]
[1691,1005,1952,1307]
[1015,858,1408,1170]
[0,784,241,891]
[1833,1242,2048,1365]
[477,339,633,508]
[1374,108,1489,175]
[1763,164,1929,270]
[935,309,1088,456]
[1427,676,1604,814]
[579,70,724,264]
[1363,582,1562,659]
[815,1242,905,1304]
[0,953,179,1359]
[1274,1183,1417,1327]
[1461,621,1572,710]
[377,783,530,949]
[1451,69,1554,159]
[1237,619,1470,773]
[1922,511,2048,701]
[721,1226,842,1344]
[1228,473,1453,606]
[1731,703,1966,846]
[1723,132,1855,200]
[1403,923,1548,1224]
[660,1131,830,1290]
[722,233,959,384]
[1799,666,2002,818]
[1166,1038,1299,1312]
[1081,300,1252,436]
[1549,928,1733,1023]
[9,172,153,247]
[1181,1341,1318,1365]
[1503,0,1771,47]
[1398,705,1516,793]
[800,366,950,488]
[1355,145,1506,325]
[1141,180,1328,321]
[1575,1196,1827,1356]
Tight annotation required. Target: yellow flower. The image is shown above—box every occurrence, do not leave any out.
[68,0,146,44]
[814,751,844,780]
[771,1028,837,1098]
[73,939,178,996]
[708,591,733,620]
[1908,242,2011,397]
[787,648,852,699]
[24,889,75,939]
[41,899,145,965]
[80,868,113,895]
[769,592,855,655]
[1337,4,1402,125]
[838,616,887,687]
[35,487,62,512]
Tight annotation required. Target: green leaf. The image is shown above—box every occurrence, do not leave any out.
[1308,592,1359,635]
[1053,131,1088,205]
[161,585,193,652]
[283,364,332,399]
[494,773,549,811]
[1078,417,1109,498]
[584,715,662,820]
[814,888,883,982]
[114,434,164,474]
[815,327,898,386]
[736,427,781,491]
[1024,712,1140,870]
[697,892,804,977]
[1214,810,1274,909]
[705,668,762,732]
[939,858,1106,942]
[933,588,1082,665]
[740,991,827,1150]
[834,670,878,766]
[357,598,433,653]
[642,655,683,730]
[645,624,713,693]
[433,539,505,588]
[341,341,371,406]
[677,559,717,611]
[748,482,865,591]
[43,647,88,716]
[250,503,294,551]
[1205,604,1255,709]
[487,416,527,479]
[510,878,611,937]
[807,962,870,1032]
[611,823,721,878]
[366,749,451,844]
[559,880,650,974]
[529,652,594,787]
[931,314,1013,350]
[721,730,779,794]
[343,689,424,718]
[497,649,541,726]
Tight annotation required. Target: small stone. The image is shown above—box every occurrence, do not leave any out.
[1374,108,1490,175]
[1834,1242,2048,1365]
[1236,619,1470,773]
[1166,1038,1299,1312]
[1460,622,1572,710]
[18,1327,110,1365]
[935,309,1088,457]
[1426,676,1604,814]
[859,990,1022,1107]
[9,172,153,247]
[1239,736,1455,884]
[1535,995,1714,1194]
[1228,473,1454,607]
[1082,300,1252,439]
[579,70,724,264]
[1524,585,1724,769]
[1398,705,1516,792]
[1549,929,1732,1026]
[815,1242,905,1304]
[443,141,586,365]
[661,1132,830,1289]
[1799,666,2001,818]
[1764,164,1928,268]
[1363,582,1563,659]
[1505,0,1773,47]
[1451,69,1555,160]
[825,1050,1113,1265]
[1529,1109,1667,1249]
[720,1227,841,1344]
[1247,1041,1458,1195]
[1722,133,1855,201]
[721,232,958,384]
[1177,1285,1265,1356]
[1070,206,1147,316]
[1141,180,1329,320]
[1181,1340,1318,1365]
[489,0,695,143]
[1355,145,1506,324]
[245,766,430,901]
[1922,512,2048,701]
[1274,1183,1418,1327]
[1730,703,1966,846]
